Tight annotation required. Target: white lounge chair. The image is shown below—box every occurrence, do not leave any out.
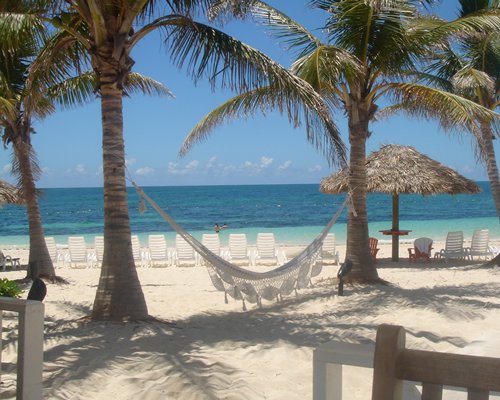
[227,233,250,265]
[321,233,340,265]
[254,233,280,266]
[45,237,62,267]
[93,236,104,267]
[131,235,145,267]
[173,234,198,266]
[465,229,492,260]
[67,236,91,268]
[435,231,467,261]
[147,234,169,267]
[0,251,19,271]
[202,233,221,256]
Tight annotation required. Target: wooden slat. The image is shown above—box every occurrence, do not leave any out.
[396,348,500,391]
[467,388,489,400]
[421,383,443,400]
[372,324,406,400]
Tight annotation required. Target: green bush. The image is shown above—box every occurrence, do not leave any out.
[0,278,22,298]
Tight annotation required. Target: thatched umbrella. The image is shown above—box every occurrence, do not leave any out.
[0,180,23,206]
[320,144,481,261]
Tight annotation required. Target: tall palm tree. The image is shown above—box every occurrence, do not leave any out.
[0,4,172,282]
[423,0,499,220]
[0,6,57,279]
[182,0,499,281]
[33,0,343,320]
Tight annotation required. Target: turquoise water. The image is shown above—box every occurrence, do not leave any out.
[0,183,497,247]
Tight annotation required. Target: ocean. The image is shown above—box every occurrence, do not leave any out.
[0,182,498,248]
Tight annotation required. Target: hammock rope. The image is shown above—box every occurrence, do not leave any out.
[131,181,351,307]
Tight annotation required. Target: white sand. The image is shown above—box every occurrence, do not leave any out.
[1,240,500,399]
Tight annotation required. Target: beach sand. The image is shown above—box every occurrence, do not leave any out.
[1,240,500,399]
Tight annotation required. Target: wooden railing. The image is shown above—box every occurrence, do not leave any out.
[0,297,44,400]
[313,325,500,400]
[373,324,500,400]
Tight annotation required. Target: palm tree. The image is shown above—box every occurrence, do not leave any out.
[423,0,499,220]
[0,4,172,283]
[0,6,58,280]
[182,0,499,281]
[32,0,343,320]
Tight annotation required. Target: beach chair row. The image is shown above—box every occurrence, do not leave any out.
[44,232,298,268]
[407,228,495,262]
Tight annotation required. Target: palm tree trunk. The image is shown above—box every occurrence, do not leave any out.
[345,99,379,281]
[479,122,500,222]
[13,131,55,279]
[91,58,148,321]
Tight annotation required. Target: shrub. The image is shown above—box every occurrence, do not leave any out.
[0,278,22,298]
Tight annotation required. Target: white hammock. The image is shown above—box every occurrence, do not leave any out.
[133,183,350,309]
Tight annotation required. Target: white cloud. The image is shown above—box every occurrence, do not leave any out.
[278,161,292,171]
[126,158,136,167]
[260,156,273,168]
[135,166,155,176]
[308,164,323,173]
[167,160,199,175]
[206,156,217,169]
[76,164,87,175]
[1,163,12,175]
[185,160,199,171]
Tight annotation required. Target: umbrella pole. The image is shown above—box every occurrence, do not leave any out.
[392,193,399,262]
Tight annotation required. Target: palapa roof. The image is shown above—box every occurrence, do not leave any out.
[0,180,23,205]
[320,144,481,195]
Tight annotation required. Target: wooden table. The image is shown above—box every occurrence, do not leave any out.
[379,229,411,262]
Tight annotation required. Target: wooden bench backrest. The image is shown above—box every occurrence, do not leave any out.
[372,324,500,400]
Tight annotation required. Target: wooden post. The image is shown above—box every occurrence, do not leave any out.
[17,301,44,400]
[372,324,405,400]
[391,193,399,262]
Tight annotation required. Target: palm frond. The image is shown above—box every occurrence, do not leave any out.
[125,73,175,98]
[291,45,362,92]
[387,82,499,133]
[0,9,47,57]
[452,67,495,96]
[180,86,347,167]
[248,1,323,58]
[427,9,500,41]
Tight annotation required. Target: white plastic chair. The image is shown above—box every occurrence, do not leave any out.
[321,233,340,265]
[435,231,466,261]
[45,237,62,267]
[227,233,250,265]
[131,235,146,267]
[254,233,279,266]
[202,233,221,256]
[94,236,104,268]
[147,234,169,267]
[465,229,492,260]
[67,236,91,268]
[173,234,198,266]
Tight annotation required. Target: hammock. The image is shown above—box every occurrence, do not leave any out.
[133,182,350,309]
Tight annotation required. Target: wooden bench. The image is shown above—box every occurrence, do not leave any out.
[372,324,500,400]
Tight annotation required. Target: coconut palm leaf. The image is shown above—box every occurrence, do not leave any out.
[47,71,174,108]
[291,45,362,95]
[165,16,307,90]
[452,67,495,96]
[0,8,47,57]
[180,86,347,166]
[244,1,323,58]
[387,82,499,131]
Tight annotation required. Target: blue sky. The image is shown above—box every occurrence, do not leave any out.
[1,1,497,188]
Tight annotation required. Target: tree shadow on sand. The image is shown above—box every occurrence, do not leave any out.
[38,268,500,398]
